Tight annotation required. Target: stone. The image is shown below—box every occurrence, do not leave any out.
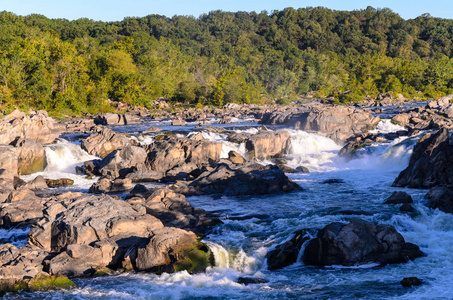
[384,191,413,204]
[228,151,244,164]
[401,277,423,287]
[13,139,47,175]
[81,127,132,158]
[0,110,60,145]
[237,277,269,285]
[24,175,48,190]
[400,203,415,213]
[135,227,211,273]
[393,128,453,188]
[245,130,290,159]
[303,219,424,266]
[0,146,18,176]
[172,163,301,196]
[97,145,147,179]
[267,229,316,270]
[45,178,74,188]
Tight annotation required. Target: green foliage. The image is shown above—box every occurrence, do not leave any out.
[1,8,453,114]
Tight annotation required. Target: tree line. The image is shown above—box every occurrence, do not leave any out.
[1,6,453,115]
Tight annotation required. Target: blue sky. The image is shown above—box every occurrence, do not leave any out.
[0,0,451,21]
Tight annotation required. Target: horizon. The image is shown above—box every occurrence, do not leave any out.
[0,0,451,22]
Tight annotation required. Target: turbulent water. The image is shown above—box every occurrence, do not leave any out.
[9,118,453,299]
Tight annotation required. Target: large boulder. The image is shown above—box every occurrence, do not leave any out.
[96,145,147,179]
[0,189,45,228]
[0,110,60,145]
[245,130,290,159]
[145,136,222,177]
[393,128,453,188]
[135,227,212,273]
[302,219,424,266]
[80,127,132,158]
[13,139,47,175]
[172,163,301,196]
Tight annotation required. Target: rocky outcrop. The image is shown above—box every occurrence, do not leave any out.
[393,128,453,188]
[260,105,380,142]
[81,127,133,158]
[172,163,301,196]
[245,130,290,159]
[96,145,147,179]
[144,136,222,178]
[302,219,424,266]
[425,186,453,213]
[0,110,60,145]
[0,188,45,228]
[89,178,133,194]
[13,139,47,175]
[0,146,18,176]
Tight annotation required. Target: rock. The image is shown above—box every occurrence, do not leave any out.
[400,203,415,213]
[81,127,132,158]
[384,192,413,204]
[142,127,163,134]
[0,145,18,176]
[140,187,220,231]
[95,113,125,125]
[96,145,147,179]
[393,128,453,188]
[172,163,301,196]
[303,219,424,266]
[261,105,380,142]
[245,130,290,159]
[426,186,453,213]
[172,119,186,126]
[228,151,244,164]
[296,166,310,173]
[0,169,15,202]
[123,113,142,125]
[322,179,344,184]
[145,136,222,176]
[0,189,44,227]
[45,178,74,188]
[267,229,316,270]
[135,227,211,273]
[401,277,423,287]
[237,277,269,285]
[24,175,48,190]
[125,170,165,182]
[0,110,60,145]
[0,244,49,283]
[89,178,133,194]
[12,139,47,175]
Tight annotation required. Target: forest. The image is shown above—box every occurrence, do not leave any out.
[1,6,453,115]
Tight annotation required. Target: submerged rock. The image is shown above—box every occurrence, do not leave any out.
[237,277,269,285]
[384,191,413,204]
[400,277,423,287]
[302,219,424,266]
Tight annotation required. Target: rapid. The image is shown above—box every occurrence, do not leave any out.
[7,118,453,300]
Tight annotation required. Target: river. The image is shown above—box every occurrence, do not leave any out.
[3,116,452,299]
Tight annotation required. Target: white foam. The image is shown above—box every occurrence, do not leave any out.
[370,119,406,134]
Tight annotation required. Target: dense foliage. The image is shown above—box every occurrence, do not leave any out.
[1,7,453,114]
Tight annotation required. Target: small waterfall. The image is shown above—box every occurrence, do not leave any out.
[44,139,98,173]
[205,241,258,273]
[285,130,342,172]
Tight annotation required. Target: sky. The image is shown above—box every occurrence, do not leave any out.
[0,0,451,21]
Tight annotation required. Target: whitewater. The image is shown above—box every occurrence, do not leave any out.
[4,119,452,299]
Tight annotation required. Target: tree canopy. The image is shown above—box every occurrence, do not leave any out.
[1,7,453,114]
